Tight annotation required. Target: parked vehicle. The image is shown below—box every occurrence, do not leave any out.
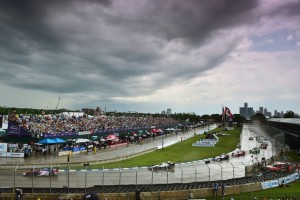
[23,167,59,176]
[148,161,175,171]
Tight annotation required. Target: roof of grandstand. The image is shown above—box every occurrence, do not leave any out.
[268,118,300,125]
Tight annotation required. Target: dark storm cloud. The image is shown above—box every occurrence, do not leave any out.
[124,0,259,44]
[1,0,298,109]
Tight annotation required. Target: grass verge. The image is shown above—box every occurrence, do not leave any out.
[206,179,300,200]
[71,126,241,169]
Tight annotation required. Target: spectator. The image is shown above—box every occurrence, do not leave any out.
[212,182,218,198]
[221,183,225,199]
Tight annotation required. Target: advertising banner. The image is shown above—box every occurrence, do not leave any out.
[6,152,24,158]
[261,173,300,189]
[0,143,8,152]
[7,121,19,134]
[0,152,7,157]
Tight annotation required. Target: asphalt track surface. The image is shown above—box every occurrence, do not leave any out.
[0,124,276,188]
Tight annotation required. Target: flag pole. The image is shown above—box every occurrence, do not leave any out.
[222,105,225,127]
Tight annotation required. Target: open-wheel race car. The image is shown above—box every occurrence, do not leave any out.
[250,147,260,154]
[231,150,246,157]
[264,161,292,172]
[23,167,59,176]
[212,153,229,162]
[148,161,175,171]
[260,142,268,149]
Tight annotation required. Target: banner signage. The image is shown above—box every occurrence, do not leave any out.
[0,152,6,157]
[193,143,215,147]
[0,143,8,152]
[8,143,18,148]
[7,121,19,134]
[78,131,90,135]
[200,139,218,143]
[261,173,300,189]
[44,132,77,138]
[6,152,24,158]
[0,152,24,157]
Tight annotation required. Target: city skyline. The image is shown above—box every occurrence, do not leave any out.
[0,0,299,116]
[2,103,297,118]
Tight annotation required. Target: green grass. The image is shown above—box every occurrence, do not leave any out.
[287,151,300,162]
[206,179,300,199]
[71,126,241,169]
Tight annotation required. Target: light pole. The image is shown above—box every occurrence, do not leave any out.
[13,164,18,200]
[55,97,61,113]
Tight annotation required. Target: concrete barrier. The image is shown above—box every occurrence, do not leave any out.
[0,183,264,200]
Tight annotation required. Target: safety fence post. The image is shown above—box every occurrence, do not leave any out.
[32,165,36,193]
[192,165,197,182]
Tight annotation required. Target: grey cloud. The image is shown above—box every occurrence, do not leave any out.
[103,0,259,44]
[1,0,298,111]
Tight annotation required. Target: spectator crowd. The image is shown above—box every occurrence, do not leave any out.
[6,112,181,137]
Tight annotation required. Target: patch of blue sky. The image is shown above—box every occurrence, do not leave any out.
[249,28,297,52]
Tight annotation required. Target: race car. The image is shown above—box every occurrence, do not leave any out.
[260,142,268,149]
[23,167,59,176]
[265,162,290,172]
[250,147,260,154]
[231,150,246,157]
[212,153,229,162]
[148,161,175,171]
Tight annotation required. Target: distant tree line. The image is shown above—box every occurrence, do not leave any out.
[0,106,296,125]
[0,106,248,124]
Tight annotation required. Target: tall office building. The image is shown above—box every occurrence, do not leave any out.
[166,108,172,116]
[259,107,264,114]
[240,102,255,120]
[263,108,272,117]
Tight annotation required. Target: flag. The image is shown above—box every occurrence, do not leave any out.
[224,107,233,118]
[221,106,225,123]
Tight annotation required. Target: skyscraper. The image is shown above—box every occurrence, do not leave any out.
[240,102,255,120]
[166,108,172,116]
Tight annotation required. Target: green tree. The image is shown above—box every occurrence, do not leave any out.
[233,114,246,126]
[284,111,295,118]
[251,113,267,123]
[210,114,222,123]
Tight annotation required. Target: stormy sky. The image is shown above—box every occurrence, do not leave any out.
[0,0,299,115]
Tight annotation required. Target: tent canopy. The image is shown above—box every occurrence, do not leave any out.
[37,138,56,144]
[53,137,66,143]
